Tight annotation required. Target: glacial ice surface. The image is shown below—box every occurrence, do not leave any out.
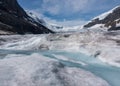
[0,53,109,86]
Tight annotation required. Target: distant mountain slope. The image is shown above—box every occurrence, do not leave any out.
[0,0,54,35]
[84,6,120,31]
[26,11,64,32]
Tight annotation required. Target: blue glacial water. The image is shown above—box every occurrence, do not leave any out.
[0,49,120,86]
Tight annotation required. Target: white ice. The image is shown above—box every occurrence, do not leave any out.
[0,30,120,67]
[0,53,109,86]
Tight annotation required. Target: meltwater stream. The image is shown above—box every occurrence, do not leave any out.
[0,49,120,86]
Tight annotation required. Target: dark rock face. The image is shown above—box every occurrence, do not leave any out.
[84,6,120,31]
[0,0,54,34]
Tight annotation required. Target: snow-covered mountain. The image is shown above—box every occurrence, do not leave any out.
[27,11,84,33]
[26,11,46,25]
[57,26,83,33]
[26,11,64,32]
[84,6,120,31]
[0,0,54,35]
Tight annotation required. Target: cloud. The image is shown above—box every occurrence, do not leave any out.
[41,0,90,15]
[44,18,87,27]
[20,0,120,26]
[27,9,87,26]
[19,0,120,20]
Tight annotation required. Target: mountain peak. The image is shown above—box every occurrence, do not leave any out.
[84,5,120,31]
[0,0,54,34]
[0,0,27,17]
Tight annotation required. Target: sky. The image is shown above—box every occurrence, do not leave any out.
[18,0,120,26]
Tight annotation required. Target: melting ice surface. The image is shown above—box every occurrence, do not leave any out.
[0,49,120,86]
[0,34,120,86]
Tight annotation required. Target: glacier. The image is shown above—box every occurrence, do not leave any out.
[0,31,120,67]
[0,31,120,86]
[0,52,110,86]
